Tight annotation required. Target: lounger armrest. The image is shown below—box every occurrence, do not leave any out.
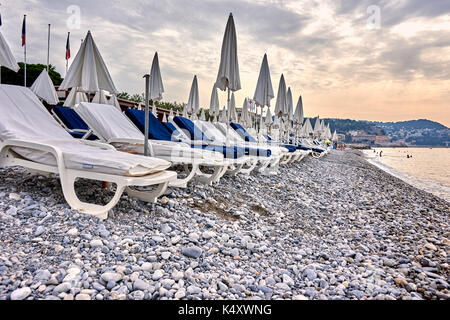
[107,138,144,145]
[149,139,190,148]
[79,140,117,151]
[0,139,66,170]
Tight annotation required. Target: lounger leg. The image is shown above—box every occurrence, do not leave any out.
[166,164,199,188]
[239,159,258,175]
[226,163,244,176]
[60,172,126,220]
[195,165,225,185]
[125,182,169,204]
[257,159,271,173]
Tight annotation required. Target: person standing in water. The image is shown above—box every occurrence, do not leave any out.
[380,151,383,157]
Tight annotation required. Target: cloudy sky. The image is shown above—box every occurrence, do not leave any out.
[1,0,449,126]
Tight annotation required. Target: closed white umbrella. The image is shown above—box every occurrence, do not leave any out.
[108,93,121,111]
[92,89,108,104]
[182,103,189,117]
[30,69,59,105]
[326,124,332,140]
[265,107,273,127]
[168,109,174,121]
[274,74,287,118]
[0,30,20,83]
[162,112,168,123]
[294,95,304,125]
[215,13,241,144]
[293,95,304,141]
[63,87,88,107]
[149,52,164,116]
[199,109,206,121]
[240,98,251,127]
[229,92,238,121]
[313,117,322,137]
[332,130,339,142]
[209,83,220,118]
[59,31,117,94]
[253,53,274,131]
[215,13,241,93]
[187,75,200,116]
[219,106,227,123]
[286,87,294,121]
[304,118,314,137]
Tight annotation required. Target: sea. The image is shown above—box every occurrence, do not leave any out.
[363,147,450,203]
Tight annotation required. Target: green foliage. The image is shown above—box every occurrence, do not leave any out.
[1,63,63,86]
[116,92,131,100]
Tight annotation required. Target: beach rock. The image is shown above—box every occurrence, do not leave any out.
[181,246,202,259]
[10,287,31,300]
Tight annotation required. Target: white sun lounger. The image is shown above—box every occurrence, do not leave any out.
[0,85,177,219]
[194,120,284,175]
[73,102,229,188]
[167,117,263,176]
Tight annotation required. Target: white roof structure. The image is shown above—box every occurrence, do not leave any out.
[59,31,117,94]
[30,70,59,105]
[215,13,241,92]
[253,53,274,108]
[0,31,19,75]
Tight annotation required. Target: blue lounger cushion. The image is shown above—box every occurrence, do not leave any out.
[52,106,98,140]
[173,116,214,142]
[53,105,90,130]
[173,117,271,158]
[163,121,245,159]
[230,122,257,143]
[125,109,182,142]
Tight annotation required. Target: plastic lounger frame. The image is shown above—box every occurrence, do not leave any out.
[0,139,177,220]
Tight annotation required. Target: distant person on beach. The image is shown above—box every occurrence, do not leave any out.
[380,151,383,157]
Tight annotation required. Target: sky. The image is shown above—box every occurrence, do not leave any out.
[1,0,449,126]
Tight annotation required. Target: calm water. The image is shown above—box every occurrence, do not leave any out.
[363,148,450,202]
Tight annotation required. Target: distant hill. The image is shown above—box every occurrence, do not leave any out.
[371,119,449,146]
[319,118,449,147]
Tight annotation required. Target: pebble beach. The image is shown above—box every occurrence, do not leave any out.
[0,150,448,300]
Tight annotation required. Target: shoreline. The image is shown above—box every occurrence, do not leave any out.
[0,150,448,300]
[362,150,450,204]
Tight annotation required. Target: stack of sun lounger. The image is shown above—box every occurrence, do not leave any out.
[0,84,177,219]
[1,83,330,218]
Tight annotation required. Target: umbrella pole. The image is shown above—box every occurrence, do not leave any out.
[143,74,150,156]
[226,87,230,146]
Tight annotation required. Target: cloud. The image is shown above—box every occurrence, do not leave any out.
[1,0,449,125]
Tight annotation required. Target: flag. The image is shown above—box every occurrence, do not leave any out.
[65,32,70,60]
[21,15,26,46]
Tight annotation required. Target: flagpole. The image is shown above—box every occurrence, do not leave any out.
[23,15,27,87]
[47,24,50,71]
[65,32,70,76]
